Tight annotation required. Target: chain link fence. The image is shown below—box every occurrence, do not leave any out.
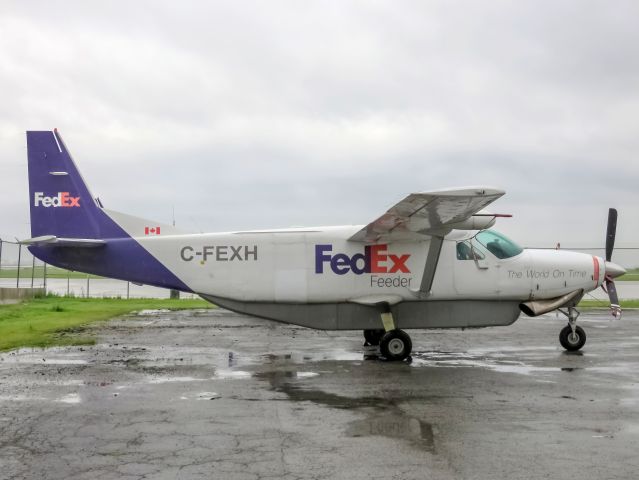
[0,238,196,299]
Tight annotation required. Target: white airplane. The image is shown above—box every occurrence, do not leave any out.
[22,130,626,361]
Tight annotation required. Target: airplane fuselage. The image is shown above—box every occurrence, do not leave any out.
[127,226,604,304]
[35,219,603,308]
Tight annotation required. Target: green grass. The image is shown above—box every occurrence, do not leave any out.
[618,268,639,281]
[0,296,213,352]
[579,299,639,309]
[0,266,103,279]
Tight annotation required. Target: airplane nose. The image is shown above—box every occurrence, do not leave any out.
[605,261,626,279]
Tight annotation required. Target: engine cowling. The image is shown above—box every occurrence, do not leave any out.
[447,215,496,231]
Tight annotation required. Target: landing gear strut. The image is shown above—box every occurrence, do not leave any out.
[558,306,586,351]
[362,304,413,361]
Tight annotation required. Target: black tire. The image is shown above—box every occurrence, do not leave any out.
[380,329,412,361]
[559,325,586,351]
[363,329,385,346]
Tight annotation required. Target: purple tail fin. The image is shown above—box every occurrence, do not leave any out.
[27,130,118,239]
[26,130,192,292]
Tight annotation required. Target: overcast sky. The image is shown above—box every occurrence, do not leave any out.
[1,1,638,260]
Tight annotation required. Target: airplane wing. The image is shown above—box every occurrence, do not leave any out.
[348,187,505,243]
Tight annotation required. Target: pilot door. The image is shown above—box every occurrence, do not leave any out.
[453,239,499,296]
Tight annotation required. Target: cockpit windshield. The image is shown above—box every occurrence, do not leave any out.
[474,230,523,259]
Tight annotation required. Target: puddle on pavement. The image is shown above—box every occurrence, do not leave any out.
[241,345,604,452]
[135,309,172,315]
[0,348,89,365]
[179,391,220,401]
[294,386,434,451]
[470,346,558,354]
[253,369,435,451]
[490,364,557,375]
[213,370,252,379]
[262,350,364,363]
[57,393,81,404]
[147,376,204,384]
[347,414,434,449]
[410,351,579,376]
[258,348,589,379]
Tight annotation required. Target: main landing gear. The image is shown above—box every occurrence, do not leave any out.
[363,329,413,361]
[363,305,413,361]
[558,306,586,351]
[380,330,412,361]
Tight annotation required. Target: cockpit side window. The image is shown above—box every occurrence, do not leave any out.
[456,241,485,260]
[474,230,523,259]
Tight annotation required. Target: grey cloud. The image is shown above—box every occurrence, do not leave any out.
[0,0,638,259]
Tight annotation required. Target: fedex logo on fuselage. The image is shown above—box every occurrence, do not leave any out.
[34,192,80,208]
[315,244,410,275]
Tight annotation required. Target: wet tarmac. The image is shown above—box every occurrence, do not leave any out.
[1,308,638,480]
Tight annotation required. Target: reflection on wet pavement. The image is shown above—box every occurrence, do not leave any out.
[255,369,436,451]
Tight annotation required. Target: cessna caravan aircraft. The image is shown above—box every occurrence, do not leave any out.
[22,130,626,361]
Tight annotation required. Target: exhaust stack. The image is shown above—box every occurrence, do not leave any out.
[519,289,583,317]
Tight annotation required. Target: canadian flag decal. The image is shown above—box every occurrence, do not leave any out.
[144,226,161,235]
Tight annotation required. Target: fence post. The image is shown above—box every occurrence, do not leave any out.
[127,281,130,299]
[31,255,35,288]
[0,239,3,274]
[67,271,70,296]
[86,275,90,298]
[43,263,47,294]
[16,243,22,288]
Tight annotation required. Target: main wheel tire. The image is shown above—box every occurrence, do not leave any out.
[363,329,385,346]
[380,329,412,361]
[559,325,586,351]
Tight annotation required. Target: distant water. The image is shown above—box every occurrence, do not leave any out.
[0,278,199,299]
[1,278,637,301]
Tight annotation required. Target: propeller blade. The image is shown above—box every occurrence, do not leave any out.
[605,277,622,319]
[605,208,617,262]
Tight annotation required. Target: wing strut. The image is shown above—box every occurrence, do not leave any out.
[415,236,444,295]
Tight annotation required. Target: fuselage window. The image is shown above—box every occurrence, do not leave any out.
[474,230,523,259]
[456,241,484,260]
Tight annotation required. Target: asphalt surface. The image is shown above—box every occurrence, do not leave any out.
[1,308,638,480]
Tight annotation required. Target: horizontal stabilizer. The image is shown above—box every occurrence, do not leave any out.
[20,235,106,248]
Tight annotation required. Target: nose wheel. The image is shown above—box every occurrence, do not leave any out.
[558,306,586,351]
[559,324,586,351]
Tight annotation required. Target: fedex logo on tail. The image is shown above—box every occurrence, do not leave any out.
[315,244,410,275]
[34,192,80,208]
